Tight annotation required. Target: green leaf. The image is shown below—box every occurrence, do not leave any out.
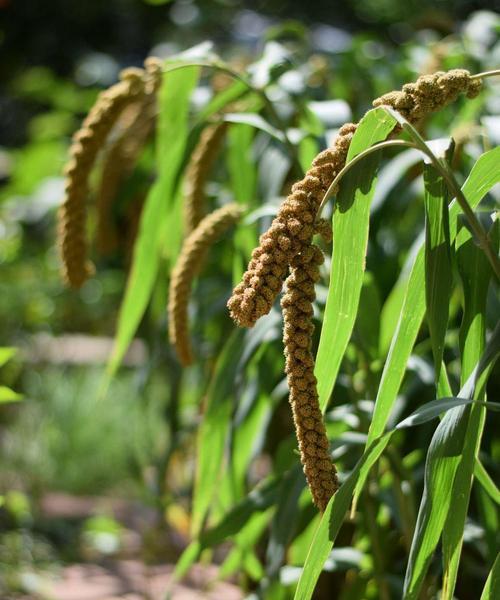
[174,477,278,581]
[0,347,17,367]
[378,238,420,356]
[474,459,500,505]
[480,545,500,599]
[403,323,500,599]
[265,467,305,579]
[450,146,500,239]
[223,112,286,143]
[197,80,250,123]
[395,397,492,429]
[295,325,500,600]
[363,247,426,454]
[191,328,245,536]
[173,540,202,580]
[354,271,381,361]
[0,386,23,404]
[226,122,258,276]
[106,66,199,378]
[423,141,453,389]
[219,510,270,580]
[226,123,256,204]
[441,218,498,599]
[403,404,468,599]
[316,107,397,411]
[229,392,272,502]
[294,433,391,600]
[201,476,280,548]
[364,146,500,452]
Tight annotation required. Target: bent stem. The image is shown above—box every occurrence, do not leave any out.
[383,108,500,281]
[163,58,303,175]
[470,69,500,81]
[315,139,414,221]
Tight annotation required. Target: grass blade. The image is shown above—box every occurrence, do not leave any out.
[265,467,305,580]
[295,323,500,600]
[191,328,245,536]
[316,107,397,411]
[403,405,469,599]
[106,66,199,378]
[294,433,392,600]
[474,459,500,504]
[403,323,500,599]
[191,310,281,536]
[480,553,500,600]
[441,218,498,599]
[364,146,500,452]
[423,141,453,389]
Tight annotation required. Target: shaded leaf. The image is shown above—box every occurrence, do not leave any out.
[316,107,397,411]
[107,65,199,378]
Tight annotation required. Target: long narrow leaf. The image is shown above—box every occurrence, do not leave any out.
[316,107,397,411]
[294,433,391,600]
[403,323,500,599]
[423,141,453,390]
[191,328,245,536]
[441,218,498,599]
[107,66,199,378]
[364,146,500,451]
[480,544,500,599]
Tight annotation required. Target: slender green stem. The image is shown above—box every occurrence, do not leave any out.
[315,140,414,220]
[363,488,392,600]
[399,123,500,281]
[163,59,303,174]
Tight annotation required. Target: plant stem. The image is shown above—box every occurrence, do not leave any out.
[315,139,413,220]
[470,69,500,81]
[163,59,303,175]
[363,488,392,600]
[407,134,500,281]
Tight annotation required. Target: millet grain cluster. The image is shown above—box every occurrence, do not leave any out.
[227,69,482,511]
[58,58,163,287]
[168,203,244,366]
[183,123,228,234]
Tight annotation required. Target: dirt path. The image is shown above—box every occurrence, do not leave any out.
[42,560,242,600]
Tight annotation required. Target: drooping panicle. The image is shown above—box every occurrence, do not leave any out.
[58,68,146,287]
[281,240,338,511]
[95,60,163,256]
[372,69,482,123]
[168,203,244,366]
[227,123,357,327]
[227,69,481,329]
[184,123,228,234]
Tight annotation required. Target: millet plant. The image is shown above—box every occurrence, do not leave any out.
[57,40,499,600]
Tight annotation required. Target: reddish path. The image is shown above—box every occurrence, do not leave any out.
[47,560,242,600]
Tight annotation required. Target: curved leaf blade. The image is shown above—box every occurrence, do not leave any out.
[316,107,397,411]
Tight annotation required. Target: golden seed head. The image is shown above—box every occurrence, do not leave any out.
[168,203,244,366]
[282,240,338,511]
[184,123,227,234]
[58,68,148,288]
[227,69,479,328]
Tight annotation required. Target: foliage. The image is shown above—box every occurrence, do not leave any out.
[1,7,499,600]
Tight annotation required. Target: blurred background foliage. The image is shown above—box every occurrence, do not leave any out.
[0,1,499,598]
